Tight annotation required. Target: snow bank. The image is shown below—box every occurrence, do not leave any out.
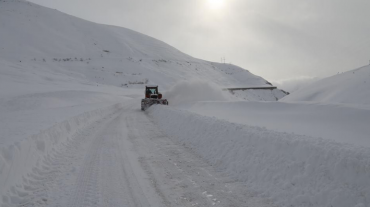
[149,106,370,207]
[0,104,122,203]
[163,80,286,104]
[186,101,370,147]
[283,65,370,105]
[163,80,228,106]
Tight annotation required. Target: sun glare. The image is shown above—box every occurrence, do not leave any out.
[207,0,225,10]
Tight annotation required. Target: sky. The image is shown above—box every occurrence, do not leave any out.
[28,0,370,83]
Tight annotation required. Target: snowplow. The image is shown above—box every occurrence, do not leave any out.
[141,85,168,111]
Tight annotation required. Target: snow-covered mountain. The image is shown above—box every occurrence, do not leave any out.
[0,0,280,93]
[282,65,370,105]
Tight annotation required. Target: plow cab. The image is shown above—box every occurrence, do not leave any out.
[141,85,168,111]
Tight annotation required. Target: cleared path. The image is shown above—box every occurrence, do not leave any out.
[16,101,270,207]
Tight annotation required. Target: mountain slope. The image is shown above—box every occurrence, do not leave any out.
[0,0,275,91]
[282,65,370,105]
[0,0,291,152]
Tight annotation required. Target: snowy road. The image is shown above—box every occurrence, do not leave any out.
[14,101,270,207]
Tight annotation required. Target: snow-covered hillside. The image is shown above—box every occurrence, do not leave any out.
[1,1,369,207]
[282,65,370,105]
[0,0,286,167]
[0,0,276,91]
[0,1,289,205]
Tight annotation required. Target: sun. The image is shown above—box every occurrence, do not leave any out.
[207,0,225,10]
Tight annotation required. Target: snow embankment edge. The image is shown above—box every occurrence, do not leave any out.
[148,105,370,207]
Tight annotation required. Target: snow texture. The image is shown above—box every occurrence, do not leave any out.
[185,101,370,147]
[0,104,122,203]
[149,105,370,207]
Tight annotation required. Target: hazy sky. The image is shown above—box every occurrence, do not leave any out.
[28,0,370,82]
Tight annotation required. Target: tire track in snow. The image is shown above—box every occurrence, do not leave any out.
[67,122,104,207]
[4,101,273,207]
[2,111,116,207]
[126,103,274,207]
[99,113,144,207]
[124,106,226,206]
[67,105,153,207]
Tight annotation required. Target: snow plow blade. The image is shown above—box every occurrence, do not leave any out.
[141,85,168,111]
[141,98,168,111]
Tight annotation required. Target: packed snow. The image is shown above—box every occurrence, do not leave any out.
[1,0,369,207]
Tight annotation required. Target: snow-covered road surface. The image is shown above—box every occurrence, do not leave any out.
[4,101,270,207]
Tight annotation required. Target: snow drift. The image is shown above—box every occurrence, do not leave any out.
[186,101,370,147]
[149,105,370,207]
[282,65,370,105]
